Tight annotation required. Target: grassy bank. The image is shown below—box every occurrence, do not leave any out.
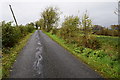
[43,31,120,78]
[2,31,34,78]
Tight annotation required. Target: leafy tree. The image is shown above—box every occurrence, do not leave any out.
[92,25,105,35]
[92,25,103,31]
[80,11,100,49]
[38,19,44,30]
[19,25,28,37]
[81,11,92,36]
[2,21,35,53]
[2,22,21,47]
[60,16,80,43]
[26,22,35,33]
[110,25,120,30]
[41,7,60,32]
[35,21,40,30]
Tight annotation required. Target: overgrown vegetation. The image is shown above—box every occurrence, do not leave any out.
[2,21,35,77]
[60,16,80,43]
[44,31,120,78]
[1,5,120,78]
[55,12,101,50]
[2,33,33,77]
[2,21,34,48]
[38,7,120,78]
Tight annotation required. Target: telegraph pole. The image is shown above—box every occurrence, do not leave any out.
[9,5,18,27]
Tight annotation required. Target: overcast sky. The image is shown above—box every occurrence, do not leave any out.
[0,0,118,27]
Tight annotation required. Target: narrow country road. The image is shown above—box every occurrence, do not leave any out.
[10,30,102,78]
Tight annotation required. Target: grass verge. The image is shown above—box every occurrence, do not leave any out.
[2,31,34,78]
[43,31,120,78]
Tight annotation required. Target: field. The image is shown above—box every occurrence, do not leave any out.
[97,35,119,51]
[44,31,120,78]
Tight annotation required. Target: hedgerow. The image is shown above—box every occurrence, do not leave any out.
[2,21,35,52]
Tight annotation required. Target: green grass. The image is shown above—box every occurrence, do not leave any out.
[43,31,120,78]
[96,36,119,50]
[96,35,120,65]
[2,31,34,78]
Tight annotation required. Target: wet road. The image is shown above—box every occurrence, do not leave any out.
[10,30,102,78]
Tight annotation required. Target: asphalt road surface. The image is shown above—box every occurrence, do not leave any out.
[10,30,102,78]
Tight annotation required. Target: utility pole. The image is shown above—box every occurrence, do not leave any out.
[9,5,18,27]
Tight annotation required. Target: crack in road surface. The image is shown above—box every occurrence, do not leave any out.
[33,31,43,76]
[33,50,43,75]
[10,30,102,78]
[33,45,43,75]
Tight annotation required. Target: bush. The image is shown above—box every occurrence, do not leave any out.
[27,26,34,33]
[50,28,57,35]
[2,22,35,51]
[80,35,101,49]
[60,16,80,41]
[19,25,28,37]
[2,22,21,47]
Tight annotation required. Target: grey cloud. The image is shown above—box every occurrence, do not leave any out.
[0,2,118,27]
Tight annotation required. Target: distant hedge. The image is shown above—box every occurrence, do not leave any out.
[2,21,35,48]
